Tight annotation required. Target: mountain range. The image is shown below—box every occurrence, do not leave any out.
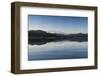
[28,30,88,45]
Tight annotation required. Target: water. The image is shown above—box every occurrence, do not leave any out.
[28,41,88,61]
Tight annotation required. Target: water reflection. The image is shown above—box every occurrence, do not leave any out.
[28,39,87,45]
[28,40,88,61]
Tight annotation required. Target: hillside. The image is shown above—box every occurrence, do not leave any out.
[28,30,88,45]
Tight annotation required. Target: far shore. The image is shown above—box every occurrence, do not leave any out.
[28,30,88,45]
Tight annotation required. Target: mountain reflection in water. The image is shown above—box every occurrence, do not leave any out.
[28,39,87,45]
[28,40,88,61]
[28,30,88,61]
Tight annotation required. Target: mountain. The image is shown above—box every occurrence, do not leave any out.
[28,30,88,45]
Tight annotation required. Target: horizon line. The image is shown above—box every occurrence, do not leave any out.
[28,29,88,35]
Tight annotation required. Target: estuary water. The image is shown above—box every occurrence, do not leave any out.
[28,41,88,61]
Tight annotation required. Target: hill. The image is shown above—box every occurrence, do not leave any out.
[28,30,88,45]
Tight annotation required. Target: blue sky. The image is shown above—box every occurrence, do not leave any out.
[28,15,88,34]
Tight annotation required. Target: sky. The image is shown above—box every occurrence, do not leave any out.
[28,15,88,34]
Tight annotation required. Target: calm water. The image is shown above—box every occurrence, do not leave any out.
[28,41,88,61]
